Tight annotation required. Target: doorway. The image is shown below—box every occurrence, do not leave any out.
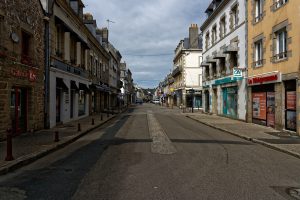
[10,87,28,135]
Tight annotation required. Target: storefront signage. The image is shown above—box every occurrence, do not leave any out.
[213,77,243,86]
[286,91,296,110]
[252,92,266,120]
[248,72,281,86]
[11,69,37,82]
[233,68,243,78]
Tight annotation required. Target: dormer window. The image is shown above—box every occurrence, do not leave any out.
[70,0,84,18]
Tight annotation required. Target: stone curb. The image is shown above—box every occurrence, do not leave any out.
[186,115,300,160]
[0,111,126,176]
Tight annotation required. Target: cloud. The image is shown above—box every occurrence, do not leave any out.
[84,0,209,88]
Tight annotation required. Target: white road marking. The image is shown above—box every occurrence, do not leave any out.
[147,113,177,155]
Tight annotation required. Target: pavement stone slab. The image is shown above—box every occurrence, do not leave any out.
[0,108,128,175]
[185,113,300,159]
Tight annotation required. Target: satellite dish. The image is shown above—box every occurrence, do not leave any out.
[11,32,19,43]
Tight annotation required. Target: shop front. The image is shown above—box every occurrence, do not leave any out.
[222,87,238,118]
[285,80,296,131]
[248,71,281,128]
[213,76,243,119]
[3,67,43,137]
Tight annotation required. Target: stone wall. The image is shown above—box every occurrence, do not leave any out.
[0,0,45,139]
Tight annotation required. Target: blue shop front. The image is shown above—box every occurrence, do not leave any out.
[213,76,243,119]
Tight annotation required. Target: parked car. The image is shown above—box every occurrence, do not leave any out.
[153,99,160,104]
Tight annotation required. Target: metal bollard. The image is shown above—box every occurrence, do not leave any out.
[78,123,81,132]
[54,131,59,142]
[92,118,95,125]
[107,110,109,117]
[5,128,14,161]
[101,113,103,121]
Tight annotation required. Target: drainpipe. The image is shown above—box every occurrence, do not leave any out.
[44,15,50,129]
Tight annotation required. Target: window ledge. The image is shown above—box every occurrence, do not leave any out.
[273,57,288,63]
[271,1,288,12]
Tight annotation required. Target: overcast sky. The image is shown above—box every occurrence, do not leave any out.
[84,0,209,88]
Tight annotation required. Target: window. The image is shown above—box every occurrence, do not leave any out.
[219,58,226,75]
[21,31,33,66]
[100,62,102,78]
[205,32,210,49]
[212,25,217,44]
[220,16,226,38]
[231,5,238,28]
[95,59,98,77]
[255,0,263,22]
[254,40,263,67]
[275,28,287,60]
[275,0,288,9]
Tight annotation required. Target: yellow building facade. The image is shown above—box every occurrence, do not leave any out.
[247,0,300,133]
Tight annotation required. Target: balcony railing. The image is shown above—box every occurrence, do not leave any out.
[271,51,288,62]
[51,57,88,78]
[172,66,183,77]
[252,59,264,68]
[272,0,288,10]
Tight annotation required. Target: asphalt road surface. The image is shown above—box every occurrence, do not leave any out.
[1,104,300,200]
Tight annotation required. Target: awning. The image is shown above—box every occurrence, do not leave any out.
[206,59,217,63]
[213,52,226,59]
[101,84,110,92]
[70,81,79,93]
[89,84,105,92]
[201,62,210,67]
[79,83,90,92]
[56,78,68,92]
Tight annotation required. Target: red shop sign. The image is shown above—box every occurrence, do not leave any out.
[11,69,37,82]
[248,72,281,86]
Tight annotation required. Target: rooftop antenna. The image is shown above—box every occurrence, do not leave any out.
[106,19,115,30]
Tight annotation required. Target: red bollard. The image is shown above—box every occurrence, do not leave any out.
[92,118,95,125]
[5,128,14,161]
[54,131,59,142]
[78,123,81,132]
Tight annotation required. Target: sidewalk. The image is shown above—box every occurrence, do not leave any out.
[0,111,123,175]
[185,113,300,159]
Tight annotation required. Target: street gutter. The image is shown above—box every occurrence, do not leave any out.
[0,110,127,175]
[186,115,300,160]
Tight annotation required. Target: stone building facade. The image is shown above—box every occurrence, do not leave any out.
[0,0,45,139]
[172,24,202,108]
[201,0,247,121]
[247,0,300,134]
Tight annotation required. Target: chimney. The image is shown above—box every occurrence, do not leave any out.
[100,28,109,47]
[189,24,199,49]
[96,28,103,45]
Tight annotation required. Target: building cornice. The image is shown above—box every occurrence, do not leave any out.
[200,0,230,31]
[173,49,203,63]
